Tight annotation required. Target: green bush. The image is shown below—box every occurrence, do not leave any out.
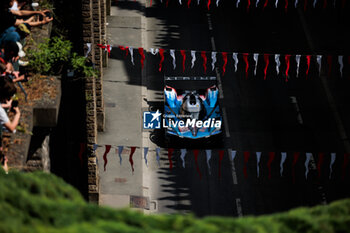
[0,169,350,233]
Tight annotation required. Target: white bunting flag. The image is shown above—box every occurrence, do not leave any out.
[180,149,187,168]
[256,152,262,177]
[329,153,336,179]
[216,0,220,6]
[156,148,161,166]
[253,53,259,76]
[205,150,212,174]
[296,55,301,78]
[295,0,298,7]
[197,0,200,5]
[144,147,149,166]
[170,49,176,70]
[316,55,322,75]
[150,48,159,55]
[338,55,344,78]
[313,0,318,7]
[275,54,281,75]
[85,43,92,58]
[129,47,134,65]
[280,152,287,176]
[236,0,241,8]
[191,50,196,68]
[233,53,239,72]
[117,146,124,165]
[179,0,182,4]
[275,0,279,8]
[211,52,217,71]
[230,149,237,162]
[256,0,260,7]
[305,153,312,179]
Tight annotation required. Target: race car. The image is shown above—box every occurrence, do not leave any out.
[163,76,222,139]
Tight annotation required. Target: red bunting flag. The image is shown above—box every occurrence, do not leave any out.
[119,46,129,57]
[243,53,249,79]
[77,143,85,167]
[166,0,170,7]
[138,47,145,70]
[323,0,327,8]
[218,150,225,178]
[103,145,112,171]
[168,148,174,171]
[129,147,136,173]
[263,0,268,9]
[317,152,324,178]
[285,0,288,12]
[159,49,165,72]
[180,50,186,73]
[193,149,202,179]
[188,0,192,8]
[263,54,269,80]
[285,55,291,82]
[306,55,311,79]
[327,55,332,77]
[247,0,251,11]
[201,51,207,74]
[97,44,111,57]
[222,52,228,76]
[267,152,275,179]
[342,153,350,179]
[207,0,211,10]
[292,152,300,184]
[243,151,250,178]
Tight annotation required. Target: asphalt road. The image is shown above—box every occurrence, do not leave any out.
[142,0,350,216]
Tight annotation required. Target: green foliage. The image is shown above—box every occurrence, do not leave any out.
[0,170,350,233]
[27,37,98,78]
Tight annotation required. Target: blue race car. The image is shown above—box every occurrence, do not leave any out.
[164,76,222,139]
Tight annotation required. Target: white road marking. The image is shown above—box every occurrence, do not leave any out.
[222,108,231,138]
[235,198,243,217]
[289,96,304,125]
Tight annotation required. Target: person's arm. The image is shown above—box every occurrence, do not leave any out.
[10,9,44,17]
[1,99,12,109]
[3,107,20,133]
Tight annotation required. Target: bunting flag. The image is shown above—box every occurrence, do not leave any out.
[85,43,92,58]
[338,55,343,78]
[306,55,311,78]
[119,45,129,57]
[117,146,123,165]
[317,55,322,75]
[151,0,152,7]
[191,50,196,69]
[253,53,259,76]
[201,51,208,73]
[263,54,269,80]
[77,143,85,167]
[193,149,202,179]
[159,49,165,72]
[170,49,176,70]
[156,148,161,166]
[103,145,112,171]
[138,48,145,69]
[233,53,239,72]
[216,0,220,6]
[295,0,298,7]
[180,149,187,168]
[256,0,260,7]
[327,55,332,77]
[243,53,249,79]
[256,152,262,177]
[263,0,269,9]
[222,52,228,76]
[329,152,336,179]
[197,0,200,4]
[305,153,312,179]
[168,148,174,171]
[180,50,186,72]
[144,147,149,166]
[304,0,308,11]
[166,0,169,7]
[129,47,134,65]
[188,0,192,8]
[205,149,212,174]
[150,48,159,55]
[275,0,279,8]
[285,55,291,82]
[179,0,182,4]
[292,152,300,183]
[317,152,324,178]
[296,55,301,78]
[323,0,327,8]
[342,153,350,179]
[285,0,289,11]
[243,151,250,178]
[313,0,317,7]
[280,152,287,176]
[236,0,241,7]
[97,44,112,57]
[207,0,211,10]
[247,0,251,11]
[267,152,275,179]
[211,52,217,71]
[231,150,237,162]
[275,54,281,75]
[218,150,225,178]
[129,147,136,173]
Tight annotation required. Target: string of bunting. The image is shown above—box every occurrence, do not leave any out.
[145,0,348,11]
[78,143,350,181]
[97,44,349,81]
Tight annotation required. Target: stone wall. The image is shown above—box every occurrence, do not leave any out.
[81,0,109,203]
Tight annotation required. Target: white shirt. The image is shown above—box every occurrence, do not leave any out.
[0,105,10,126]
